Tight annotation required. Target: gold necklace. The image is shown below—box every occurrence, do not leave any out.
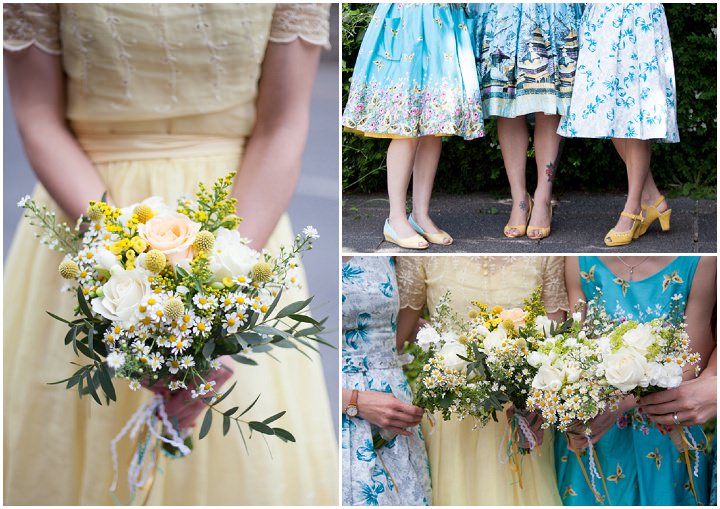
[615,256,649,281]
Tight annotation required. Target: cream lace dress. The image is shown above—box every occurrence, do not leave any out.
[3,4,336,505]
[395,256,569,505]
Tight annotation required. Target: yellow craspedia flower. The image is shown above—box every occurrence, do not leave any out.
[515,338,527,349]
[251,262,272,282]
[194,230,215,252]
[58,260,80,279]
[468,309,478,319]
[133,204,154,224]
[491,305,503,315]
[87,204,104,222]
[223,214,242,228]
[164,298,184,321]
[130,236,147,253]
[501,318,515,330]
[458,335,468,345]
[143,249,166,273]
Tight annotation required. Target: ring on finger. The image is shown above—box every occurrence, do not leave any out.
[672,412,680,425]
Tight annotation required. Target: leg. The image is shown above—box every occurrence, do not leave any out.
[528,113,561,238]
[497,116,530,236]
[611,138,651,232]
[640,171,668,212]
[386,137,428,244]
[410,135,444,234]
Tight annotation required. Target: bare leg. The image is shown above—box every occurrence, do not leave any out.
[387,137,427,243]
[640,171,668,212]
[611,138,651,231]
[410,136,445,234]
[498,116,530,236]
[528,113,561,237]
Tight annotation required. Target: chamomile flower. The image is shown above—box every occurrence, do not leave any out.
[192,316,213,336]
[128,379,141,391]
[179,355,195,369]
[170,337,193,355]
[168,380,187,391]
[302,225,319,239]
[210,359,222,370]
[192,293,217,311]
[106,351,126,369]
[149,352,165,371]
[223,312,243,334]
[166,357,181,374]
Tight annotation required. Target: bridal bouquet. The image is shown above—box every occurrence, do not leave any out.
[19,172,327,499]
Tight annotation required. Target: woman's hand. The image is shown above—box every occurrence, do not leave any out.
[354,391,424,437]
[639,374,717,427]
[149,364,234,432]
[565,394,636,451]
[506,406,544,448]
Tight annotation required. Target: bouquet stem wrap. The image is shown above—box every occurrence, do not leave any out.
[110,394,191,504]
[669,426,702,504]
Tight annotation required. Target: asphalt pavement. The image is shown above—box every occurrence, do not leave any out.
[342,191,716,254]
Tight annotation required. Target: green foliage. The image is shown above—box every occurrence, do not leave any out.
[342,3,717,197]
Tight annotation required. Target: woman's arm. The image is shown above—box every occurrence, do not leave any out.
[396,307,423,352]
[564,256,586,318]
[232,39,322,249]
[341,388,424,436]
[5,47,109,220]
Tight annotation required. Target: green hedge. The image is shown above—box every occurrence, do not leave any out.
[342,3,717,198]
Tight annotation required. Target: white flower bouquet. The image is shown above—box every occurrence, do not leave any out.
[19,173,328,498]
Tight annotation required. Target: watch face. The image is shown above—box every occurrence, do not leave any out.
[346,405,358,417]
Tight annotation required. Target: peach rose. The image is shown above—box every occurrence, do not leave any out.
[498,308,528,329]
[138,212,200,265]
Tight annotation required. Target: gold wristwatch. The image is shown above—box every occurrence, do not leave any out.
[345,389,359,417]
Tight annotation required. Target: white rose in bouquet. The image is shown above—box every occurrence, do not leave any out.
[534,315,553,336]
[440,331,459,344]
[439,341,469,372]
[603,347,649,392]
[416,325,441,351]
[472,324,490,337]
[482,327,507,351]
[92,267,152,327]
[532,364,564,392]
[561,358,582,384]
[527,351,545,368]
[94,247,122,272]
[208,228,258,280]
[622,323,655,354]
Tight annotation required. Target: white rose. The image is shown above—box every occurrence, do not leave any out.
[119,196,172,226]
[91,268,152,327]
[440,331,459,344]
[439,341,469,372]
[532,364,564,392]
[603,347,648,392]
[208,228,258,280]
[472,324,490,337]
[622,323,655,354]
[95,247,122,272]
[482,328,507,351]
[527,351,546,368]
[416,325,441,350]
[562,359,582,384]
[535,315,553,335]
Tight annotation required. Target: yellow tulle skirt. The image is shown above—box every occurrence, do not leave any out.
[4,153,338,505]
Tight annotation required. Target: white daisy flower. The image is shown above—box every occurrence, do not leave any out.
[128,379,141,391]
[234,275,251,288]
[223,312,243,334]
[149,352,164,372]
[179,355,195,369]
[210,359,222,370]
[192,316,213,336]
[192,293,217,311]
[17,195,31,208]
[106,351,125,370]
[166,357,181,374]
[302,225,319,239]
[168,380,184,391]
[170,337,192,355]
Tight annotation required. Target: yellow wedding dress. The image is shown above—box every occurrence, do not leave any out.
[3,4,337,505]
[395,256,569,505]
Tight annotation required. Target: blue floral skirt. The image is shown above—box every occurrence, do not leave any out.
[557,3,679,142]
[342,3,484,140]
[468,3,584,118]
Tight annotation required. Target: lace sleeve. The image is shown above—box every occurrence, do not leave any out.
[269,3,331,49]
[541,256,570,314]
[4,3,61,54]
[396,257,428,311]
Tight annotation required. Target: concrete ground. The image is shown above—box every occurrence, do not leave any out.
[3,39,340,430]
[342,192,716,253]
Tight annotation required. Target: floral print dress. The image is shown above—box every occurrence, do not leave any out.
[468,3,584,118]
[342,257,431,506]
[554,256,709,506]
[558,4,679,142]
[342,3,484,140]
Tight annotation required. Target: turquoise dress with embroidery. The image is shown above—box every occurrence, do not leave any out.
[342,3,484,140]
[554,256,709,505]
[342,257,432,506]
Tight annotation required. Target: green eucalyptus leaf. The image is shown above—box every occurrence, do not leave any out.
[272,428,296,443]
[199,408,213,439]
[248,421,274,435]
[262,410,286,425]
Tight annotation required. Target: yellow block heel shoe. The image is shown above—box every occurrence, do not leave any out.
[383,218,429,250]
[634,195,672,239]
[604,211,644,247]
[528,201,553,240]
[408,214,453,245]
[504,192,533,238]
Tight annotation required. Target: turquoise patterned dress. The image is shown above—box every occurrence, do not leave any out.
[342,3,484,140]
[555,256,710,506]
[342,257,432,506]
[557,4,679,142]
[468,3,584,118]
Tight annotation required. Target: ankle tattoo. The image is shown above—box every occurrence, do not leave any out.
[519,200,528,212]
[545,162,556,183]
